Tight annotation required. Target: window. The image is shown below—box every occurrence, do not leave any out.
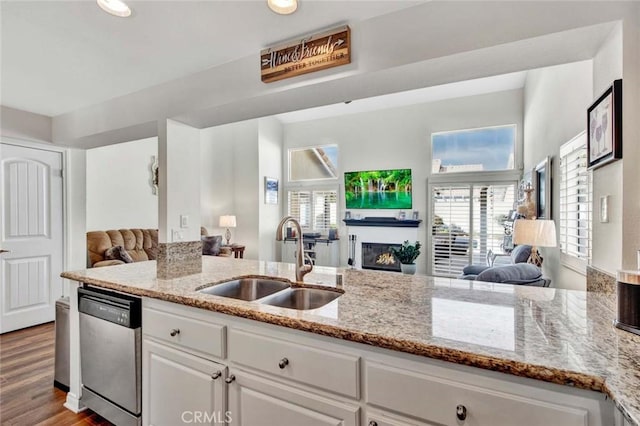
[430,183,516,277]
[289,145,338,181]
[559,132,591,262]
[432,125,516,174]
[288,189,338,232]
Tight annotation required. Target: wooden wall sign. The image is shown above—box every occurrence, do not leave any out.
[260,26,351,83]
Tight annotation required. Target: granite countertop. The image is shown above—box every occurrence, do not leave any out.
[61,256,640,425]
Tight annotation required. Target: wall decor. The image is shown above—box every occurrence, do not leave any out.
[587,79,622,169]
[150,155,159,195]
[344,211,351,220]
[412,211,419,220]
[260,26,351,83]
[534,157,551,219]
[264,177,278,204]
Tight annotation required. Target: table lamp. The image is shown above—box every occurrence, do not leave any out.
[512,219,557,267]
[219,215,236,246]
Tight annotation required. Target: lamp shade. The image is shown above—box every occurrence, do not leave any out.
[219,215,237,228]
[513,219,557,247]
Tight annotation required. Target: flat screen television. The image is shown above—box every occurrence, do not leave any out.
[344,168,412,209]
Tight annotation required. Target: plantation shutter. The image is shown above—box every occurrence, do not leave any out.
[288,189,338,232]
[431,185,472,277]
[430,183,517,277]
[559,133,591,261]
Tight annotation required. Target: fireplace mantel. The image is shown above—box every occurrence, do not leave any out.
[343,217,422,228]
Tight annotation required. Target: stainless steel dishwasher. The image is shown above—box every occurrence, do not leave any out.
[79,286,142,426]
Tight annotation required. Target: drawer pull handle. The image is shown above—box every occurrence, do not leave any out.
[369,422,378,426]
[170,328,180,337]
[278,358,289,369]
[225,375,236,384]
[456,404,467,421]
[211,371,221,380]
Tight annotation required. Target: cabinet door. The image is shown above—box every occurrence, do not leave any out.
[143,339,227,426]
[281,241,298,263]
[227,369,359,426]
[316,241,339,267]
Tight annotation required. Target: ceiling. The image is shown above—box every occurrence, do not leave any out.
[0,0,422,117]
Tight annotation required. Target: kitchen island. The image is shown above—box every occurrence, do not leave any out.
[62,256,640,426]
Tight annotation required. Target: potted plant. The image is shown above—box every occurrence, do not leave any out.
[390,240,421,275]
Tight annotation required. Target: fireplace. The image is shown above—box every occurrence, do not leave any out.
[362,242,401,272]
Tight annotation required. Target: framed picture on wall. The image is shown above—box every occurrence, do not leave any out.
[264,177,278,204]
[533,157,551,219]
[587,79,622,170]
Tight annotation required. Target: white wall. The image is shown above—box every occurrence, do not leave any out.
[591,25,623,275]
[200,120,260,259]
[158,119,201,243]
[258,118,283,262]
[86,137,158,231]
[283,89,524,274]
[523,61,593,290]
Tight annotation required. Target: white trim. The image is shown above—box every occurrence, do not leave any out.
[560,253,588,276]
[428,170,521,185]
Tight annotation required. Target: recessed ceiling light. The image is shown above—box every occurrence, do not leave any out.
[267,0,298,15]
[97,0,132,18]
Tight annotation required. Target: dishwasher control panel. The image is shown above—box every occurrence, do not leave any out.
[78,286,141,328]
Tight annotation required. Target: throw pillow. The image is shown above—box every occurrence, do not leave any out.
[476,263,542,285]
[202,235,223,256]
[511,244,532,264]
[104,245,134,263]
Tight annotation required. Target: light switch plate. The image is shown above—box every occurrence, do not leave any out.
[180,215,189,228]
[600,196,609,223]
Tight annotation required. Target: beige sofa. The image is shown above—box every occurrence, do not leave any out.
[87,229,158,268]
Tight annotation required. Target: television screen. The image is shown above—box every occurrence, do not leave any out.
[344,168,412,209]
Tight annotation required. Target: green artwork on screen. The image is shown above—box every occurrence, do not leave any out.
[344,169,412,209]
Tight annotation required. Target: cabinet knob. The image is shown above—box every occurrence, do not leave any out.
[368,421,378,426]
[211,371,221,380]
[225,375,236,384]
[278,357,289,369]
[456,404,467,421]
[170,328,180,337]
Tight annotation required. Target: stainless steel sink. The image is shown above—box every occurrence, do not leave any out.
[198,278,290,301]
[261,288,342,310]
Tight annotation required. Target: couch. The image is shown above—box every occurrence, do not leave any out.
[458,245,551,287]
[87,229,158,268]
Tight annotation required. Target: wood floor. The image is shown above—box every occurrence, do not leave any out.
[0,322,112,426]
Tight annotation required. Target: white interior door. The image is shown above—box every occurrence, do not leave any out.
[0,143,64,333]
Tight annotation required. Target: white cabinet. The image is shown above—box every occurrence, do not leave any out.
[314,240,340,267]
[281,239,340,267]
[227,369,359,426]
[143,339,227,426]
[281,240,298,264]
[229,328,360,398]
[140,298,615,426]
[367,362,595,426]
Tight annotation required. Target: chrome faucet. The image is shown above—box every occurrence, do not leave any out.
[276,216,313,282]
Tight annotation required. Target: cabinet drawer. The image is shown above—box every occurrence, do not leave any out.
[229,328,360,399]
[366,363,588,426]
[143,307,225,359]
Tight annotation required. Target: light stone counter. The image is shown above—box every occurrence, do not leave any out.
[62,256,640,425]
